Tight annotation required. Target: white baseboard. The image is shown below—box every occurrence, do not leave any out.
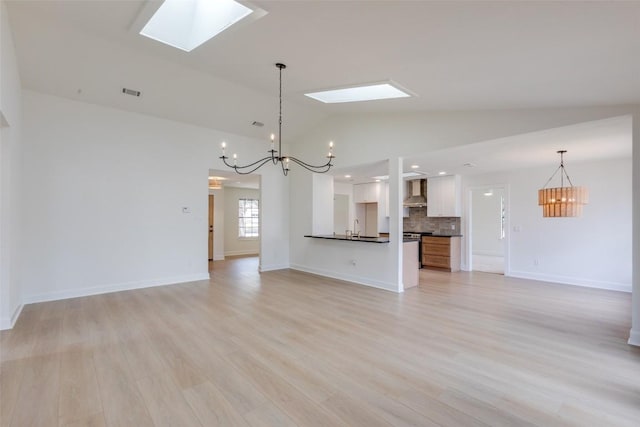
[0,303,24,331]
[628,328,640,347]
[22,273,211,305]
[472,251,504,257]
[224,250,259,257]
[289,264,401,293]
[259,263,290,272]
[508,270,631,293]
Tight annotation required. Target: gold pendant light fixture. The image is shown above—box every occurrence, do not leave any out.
[538,150,588,217]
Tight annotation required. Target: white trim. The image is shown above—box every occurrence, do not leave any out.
[213,255,225,261]
[289,263,401,293]
[0,303,24,330]
[22,273,211,305]
[472,250,505,257]
[508,270,631,293]
[224,250,259,257]
[464,183,510,275]
[628,329,640,347]
[259,263,289,272]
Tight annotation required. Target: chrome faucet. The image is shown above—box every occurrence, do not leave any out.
[353,219,359,238]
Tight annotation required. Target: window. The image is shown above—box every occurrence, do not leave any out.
[238,198,259,238]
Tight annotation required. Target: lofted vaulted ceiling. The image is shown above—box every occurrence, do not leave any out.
[6,0,640,144]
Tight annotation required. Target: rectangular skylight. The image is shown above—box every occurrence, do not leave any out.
[305,83,411,104]
[140,0,254,52]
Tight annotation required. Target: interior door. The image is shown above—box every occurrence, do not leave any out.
[208,194,214,261]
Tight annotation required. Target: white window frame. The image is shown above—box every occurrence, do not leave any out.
[238,198,259,239]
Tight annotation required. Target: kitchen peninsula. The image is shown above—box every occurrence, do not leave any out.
[304,234,419,289]
[304,234,390,243]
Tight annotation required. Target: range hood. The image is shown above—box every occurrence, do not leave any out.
[403,179,427,207]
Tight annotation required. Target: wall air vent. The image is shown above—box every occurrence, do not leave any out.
[122,88,141,97]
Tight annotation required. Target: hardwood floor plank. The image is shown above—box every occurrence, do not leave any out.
[58,350,102,426]
[242,403,299,427]
[61,412,106,427]
[320,392,393,427]
[135,374,202,427]
[1,256,637,427]
[9,354,60,427]
[92,345,154,427]
[0,358,25,426]
[227,351,346,427]
[182,381,250,427]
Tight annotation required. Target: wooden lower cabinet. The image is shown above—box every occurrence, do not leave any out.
[422,236,461,272]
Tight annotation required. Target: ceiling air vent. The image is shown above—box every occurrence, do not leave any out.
[122,88,141,97]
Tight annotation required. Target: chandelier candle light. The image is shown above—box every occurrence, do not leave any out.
[538,150,588,217]
[220,63,335,176]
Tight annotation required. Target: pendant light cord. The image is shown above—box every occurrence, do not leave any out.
[541,150,575,189]
[278,63,283,157]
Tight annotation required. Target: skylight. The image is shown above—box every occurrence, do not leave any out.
[305,83,411,104]
[140,0,254,52]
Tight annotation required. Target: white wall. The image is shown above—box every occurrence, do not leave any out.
[19,90,289,304]
[0,0,23,329]
[463,158,632,291]
[312,174,333,235]
[631,113,640,346]
[334,182,353,234]
[223,187,260,257]
[289,107,639,294]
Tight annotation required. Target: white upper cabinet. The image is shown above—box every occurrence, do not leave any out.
[427,175,461,217]
[353,182,381,203]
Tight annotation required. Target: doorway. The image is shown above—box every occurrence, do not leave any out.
[470,187,506,274]
[208,194,214,264]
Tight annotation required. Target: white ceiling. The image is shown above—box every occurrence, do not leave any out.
[6,0,640,140]
[332,115,632,184]
[209,168,259,190]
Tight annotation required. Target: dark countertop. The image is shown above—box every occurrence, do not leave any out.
[305,234,390,243]
[404,231,463,237]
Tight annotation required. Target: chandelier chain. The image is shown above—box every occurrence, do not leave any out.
[219,62,334,176]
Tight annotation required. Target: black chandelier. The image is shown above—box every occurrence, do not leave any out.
[220,63,335,176]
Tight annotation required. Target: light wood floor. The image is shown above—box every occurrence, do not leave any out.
[2,257,639,427]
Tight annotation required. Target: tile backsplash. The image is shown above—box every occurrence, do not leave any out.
[403,208,461,234]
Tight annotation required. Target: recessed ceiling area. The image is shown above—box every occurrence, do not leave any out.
[331,115,632,184]
[209,169,259,189]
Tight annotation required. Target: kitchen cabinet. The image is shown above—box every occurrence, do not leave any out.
[427,175,461,217]
[354,182,388,236]
[422,235,461,272]
[353,182,381,203]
